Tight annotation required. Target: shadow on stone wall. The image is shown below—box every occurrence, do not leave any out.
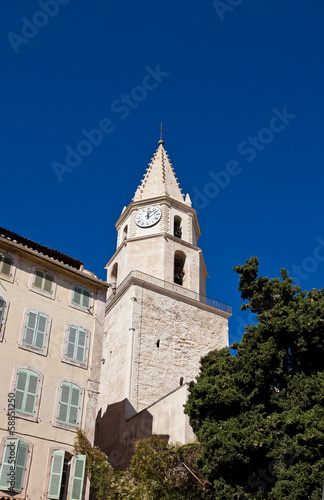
[95,398,169,470]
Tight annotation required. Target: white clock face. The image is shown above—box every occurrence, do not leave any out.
[135,206,162,228]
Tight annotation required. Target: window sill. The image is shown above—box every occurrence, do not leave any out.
[52,421,79,432]
[0,272,14,283]
[15,412,39,423]
[28,286,55,300]
[61,358,88,370]
[18,344,48,357]
[68,302,93,315]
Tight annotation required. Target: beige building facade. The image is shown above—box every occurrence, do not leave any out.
[0,229,108,499]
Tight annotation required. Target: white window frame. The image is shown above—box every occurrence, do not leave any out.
[43,448,86,500]
[29,266,57,300]
[69,283,94,314]
[0,435,33,498]
[0,249,16,283]
[52,380,84,432]
[10,366,43,422]
[61,323,90,369]
[0,296,9,341]
[18,308,52,356]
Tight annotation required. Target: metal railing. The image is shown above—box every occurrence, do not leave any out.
[107,270,232,314]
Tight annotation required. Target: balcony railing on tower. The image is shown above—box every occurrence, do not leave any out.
[106,270,232,314]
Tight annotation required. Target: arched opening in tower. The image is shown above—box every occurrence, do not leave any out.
[174,215,182,239]
[110,262,118,289]
[174,251,186,286]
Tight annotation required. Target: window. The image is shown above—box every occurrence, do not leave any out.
[71,285,92,311]
[30,267,56,299]
[174,251,186,286]
[62,325,89,368]
[47,451,86,500]
[0,296,9,341]
[0,297,5,328]
[174,215,182,239]
[57,383,82,428]
[70,455,86,500]
[0,252,13,277]
[19,309,51,355]
[0,438,29,493]
[123,225,128,241]
[110,263,118,291]
[15,369,39,416]
[0,251,15,282]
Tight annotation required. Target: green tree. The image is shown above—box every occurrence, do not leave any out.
[185,256,324,499]
[74,431,206,499]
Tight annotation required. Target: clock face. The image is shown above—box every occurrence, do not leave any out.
[135,206,162,228]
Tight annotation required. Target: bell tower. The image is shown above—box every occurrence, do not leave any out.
[98,139,230,420]
[106,139,207,296]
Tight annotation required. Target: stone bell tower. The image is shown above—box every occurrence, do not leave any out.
[97,138,231,419]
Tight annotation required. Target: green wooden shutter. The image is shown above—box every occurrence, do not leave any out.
[57,383,71,424]
[66,327,87,363]
[73,286,91,309]
[14,440,29,492]
[15,370,27,412]
[48,450,65,499]
[15,369,39,415]
[34,269,44,289]
[70,455,86,500]
[24,372,39,414]
[35,313,47,349]
[44,272,54,293]
[0,296,5,328]
[69,386,81,426]
[0,439,16,490]
[24,311,47,350]
[73,286,82,306]
[24,311,37,345]
[66,327,77,360]
[81,289,91,308]
[0,439,28,493]
[0,253,13,276]
[58,383,81,426]
[76,329,86,363]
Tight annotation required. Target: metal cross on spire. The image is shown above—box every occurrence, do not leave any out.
[156,123,167,143]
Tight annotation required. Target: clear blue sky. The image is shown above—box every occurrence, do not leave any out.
[1,1,324,345]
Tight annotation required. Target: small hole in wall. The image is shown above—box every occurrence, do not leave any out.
[156,339,160,348]
[180,377,184,386]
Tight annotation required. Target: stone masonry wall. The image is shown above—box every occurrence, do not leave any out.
[131,285,228,410]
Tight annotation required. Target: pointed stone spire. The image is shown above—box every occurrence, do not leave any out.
[133,141,185,202]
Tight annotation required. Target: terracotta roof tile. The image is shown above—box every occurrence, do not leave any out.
[0,227,83,270]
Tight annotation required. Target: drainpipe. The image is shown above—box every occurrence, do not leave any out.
[127,296,137,401]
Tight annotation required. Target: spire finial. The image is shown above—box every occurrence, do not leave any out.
[156,123,167,145]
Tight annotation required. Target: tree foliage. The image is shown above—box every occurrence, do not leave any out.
[185,256,324,499]
[74,431,206,499]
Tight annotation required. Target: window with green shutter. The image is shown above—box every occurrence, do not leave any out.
[72,285,92,309]
[47,450,65,499]
[33,268,54,294]
[0,252,13,277]
[70,455,86,500]
[47,452,84,500]
[23,310,48,351]
[15,369,39,416]
[57,383,81,427]
[0,439,29,492]
[0,297,6,330]
[65,326,87,364]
